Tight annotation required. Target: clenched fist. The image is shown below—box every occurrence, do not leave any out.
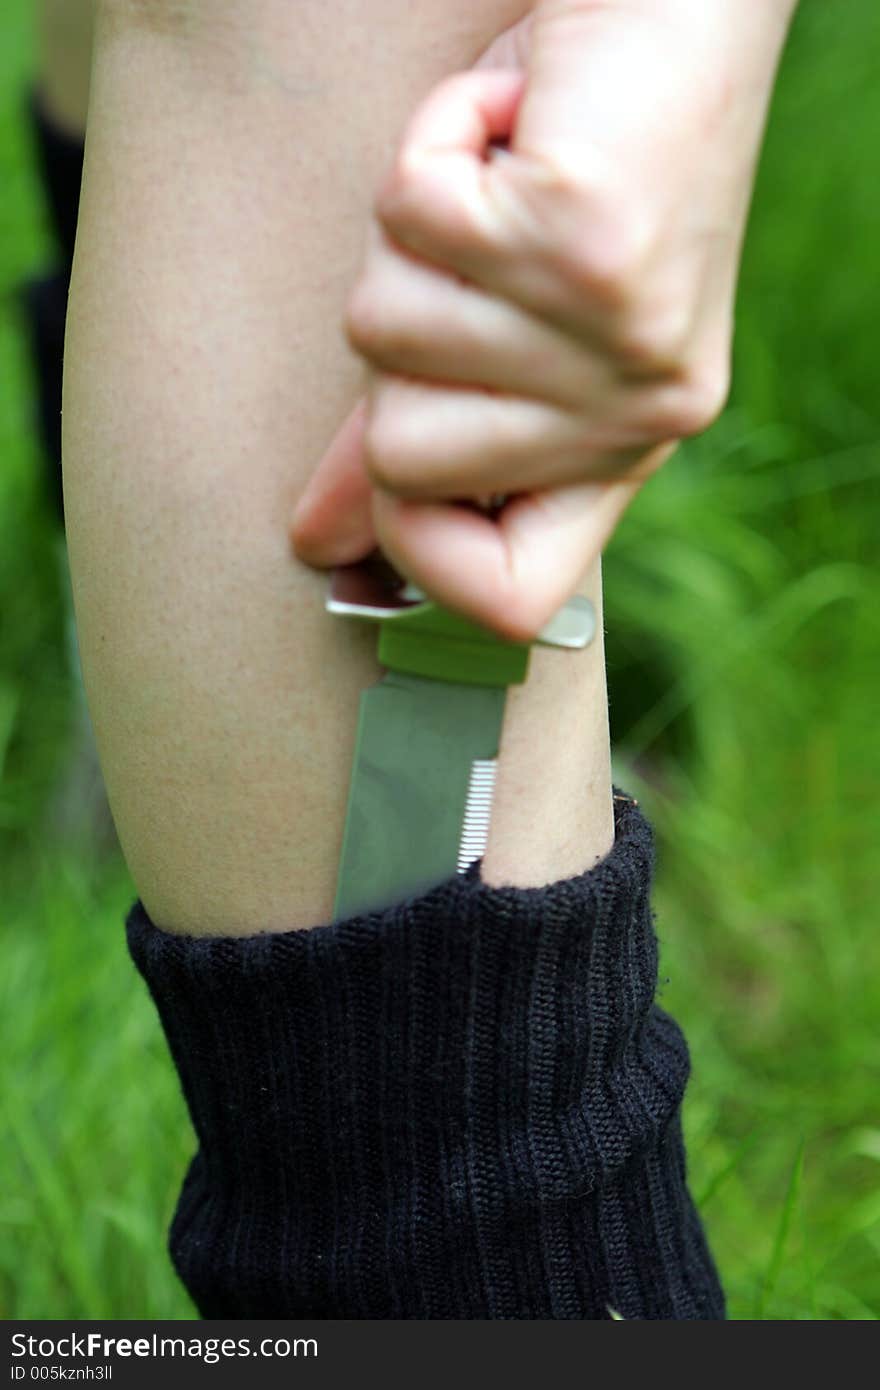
[291,0,798,640]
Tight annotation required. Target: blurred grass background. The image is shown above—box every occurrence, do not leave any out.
[1,0,878,1321]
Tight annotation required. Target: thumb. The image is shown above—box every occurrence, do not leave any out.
[289,398,376,568]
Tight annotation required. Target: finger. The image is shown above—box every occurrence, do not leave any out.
[374,70,540,287]
[371,475,643,643]
[375,42,697,364]
[348,222,605,410]
[372,69,633,350]
[363,373,661,500]
[388,68,525,174]
[290,398,376,567]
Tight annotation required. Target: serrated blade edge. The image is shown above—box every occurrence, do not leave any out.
[457,758,498,874]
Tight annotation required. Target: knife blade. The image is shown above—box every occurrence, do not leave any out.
[327,550,595,920]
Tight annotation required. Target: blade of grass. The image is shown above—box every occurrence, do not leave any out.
[4,1088,105,1316]
[753,1140,806,1320]
[696,1134,760,1209]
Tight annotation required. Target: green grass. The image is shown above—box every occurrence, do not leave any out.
[2,0,879,1320]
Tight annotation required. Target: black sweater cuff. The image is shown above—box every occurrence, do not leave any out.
[126,792,724,1319]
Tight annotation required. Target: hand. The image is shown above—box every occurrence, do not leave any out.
[291,0,796,640]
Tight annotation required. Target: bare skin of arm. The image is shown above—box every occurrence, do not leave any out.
[63,0,613,936]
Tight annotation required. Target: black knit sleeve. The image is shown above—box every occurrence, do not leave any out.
[125,792,724,1320]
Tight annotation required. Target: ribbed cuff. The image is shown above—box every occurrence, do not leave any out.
[126,792,724,1319]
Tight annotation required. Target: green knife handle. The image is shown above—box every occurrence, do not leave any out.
[377,603,530,687]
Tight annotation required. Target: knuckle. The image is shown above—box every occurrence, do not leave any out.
[502,610,545,644]
[615,300,693,375]
[375,154,419,228]
[567,242,639,314]
[484,598,543,645]
[363,403,417,492]
[508,594,557,644]
[675,361,731,436]
[552,186,650,314]
[346,283,420,367]
[647,360,731,440]
[344,285,382,354]
[486,572,554,645]
[377,148,488,261]
[375,150,444,240]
